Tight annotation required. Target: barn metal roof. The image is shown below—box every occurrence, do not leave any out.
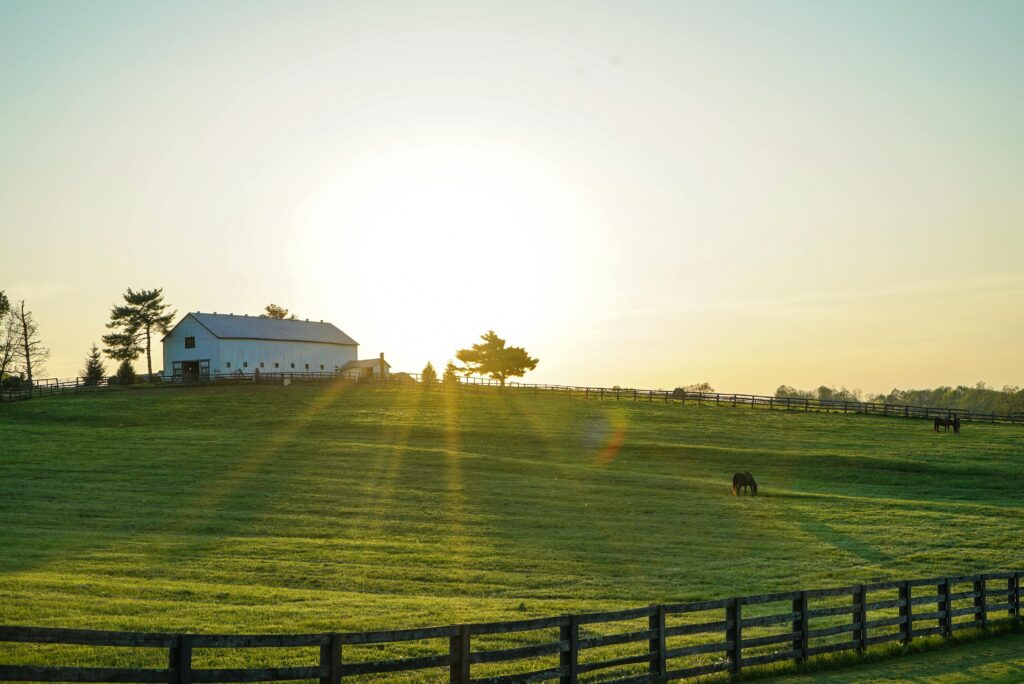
[183,312,358,346]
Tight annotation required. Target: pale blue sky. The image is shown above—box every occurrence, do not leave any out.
[2,1,1022,392]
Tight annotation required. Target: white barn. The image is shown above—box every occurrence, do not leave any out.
[162,312,385,380]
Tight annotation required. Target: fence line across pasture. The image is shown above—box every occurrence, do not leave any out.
[2,369,1022,425]
[2,570,1021,683]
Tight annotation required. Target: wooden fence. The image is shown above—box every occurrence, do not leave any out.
[2,371,1022,425]
[2,571,1020,683]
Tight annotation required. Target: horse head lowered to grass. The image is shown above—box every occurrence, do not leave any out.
[732,472,758,496]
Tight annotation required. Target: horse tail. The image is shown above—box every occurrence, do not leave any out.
[732,484,737,496]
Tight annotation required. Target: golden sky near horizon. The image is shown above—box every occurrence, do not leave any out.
[2,1,1023,394]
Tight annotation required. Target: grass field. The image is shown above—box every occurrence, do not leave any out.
[2,382,1023,680]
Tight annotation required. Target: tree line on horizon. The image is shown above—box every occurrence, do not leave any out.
[775,382,1024,415]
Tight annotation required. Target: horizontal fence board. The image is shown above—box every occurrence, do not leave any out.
[339,625,457,645]
[578,629,654,650]
[576,652,650,674]
[807,623,858,639]
[864,633,905,647]
[190,634,328,648]
[191,667,322,682]
[339,653,452,676]
[864,616,906,630]
[0,627,176,648]
[742,591,801,606]
[741,611,800,628]
[470,641,566,664]
[807,605,857,618]
[575,606,657,625]
[664,640,732,659]
[863,599,906,611]
[0,666,172,683]
[469,665,563,684]
[664,620,730,637]
[741,631,799,649]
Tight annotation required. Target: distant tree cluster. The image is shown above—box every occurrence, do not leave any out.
[870,383,1024,415]
[775,382,1024,415]
[419,331,539,389]
[0,291,49,388]
[775,385,863,402]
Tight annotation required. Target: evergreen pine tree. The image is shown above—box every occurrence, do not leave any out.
[421,361,438,384]
[81,344,106,386]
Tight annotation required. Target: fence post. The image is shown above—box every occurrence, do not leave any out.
[1008,576,1018,622]
[320,633,341,684]
[449,625,470,683]
[792,591,808,666]
[649,605,666,677]
[854,585,867,653]
[974,576,987,629]
[560,615,578,684]
[727,598,742,674]
[170,634,192,684]
[938,578,951,637]
[1014,572,1023,626]
[899,582,913,644]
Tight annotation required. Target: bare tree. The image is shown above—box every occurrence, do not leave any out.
[0,309,17,388]
[11,300,49,385]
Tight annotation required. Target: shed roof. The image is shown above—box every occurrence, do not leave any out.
[343,358,391,370]
[173,312,358,346]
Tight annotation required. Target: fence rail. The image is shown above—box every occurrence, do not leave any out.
[3,370,1021,424]
[3,570,1020,683]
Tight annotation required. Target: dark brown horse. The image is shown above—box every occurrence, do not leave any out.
[934,417,953,432]
[732,472,758,496]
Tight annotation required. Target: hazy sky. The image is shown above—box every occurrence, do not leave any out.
[3,1,1022,393]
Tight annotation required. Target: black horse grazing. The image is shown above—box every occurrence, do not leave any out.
[934,417,953,432]
[732,472,758,496]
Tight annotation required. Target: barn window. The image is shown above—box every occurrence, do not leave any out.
[290,363,295,369]
[242,362,248,368]
[225,362,231,369]
[274,363,279,369]
[185,336,195,349]
[320,364,324,370]
[259,362,264,368]
[305,363,310,370]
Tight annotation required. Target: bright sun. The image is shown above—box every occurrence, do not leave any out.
[292,142,611,370]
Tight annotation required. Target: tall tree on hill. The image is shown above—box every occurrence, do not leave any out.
[81,344,106,386]
[11,300,49,385]
[102,288,176,377]
[455,330,538,387]
[261,304,296,320]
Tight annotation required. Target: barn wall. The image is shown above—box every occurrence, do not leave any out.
[162,316,222,376]
[213,339,358,375]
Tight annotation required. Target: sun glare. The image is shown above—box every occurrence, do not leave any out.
[294,142,612,367]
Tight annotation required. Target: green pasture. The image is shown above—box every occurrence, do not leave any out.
[1,383,1022,680]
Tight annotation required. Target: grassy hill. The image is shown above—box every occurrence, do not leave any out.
[1,383,1022,679]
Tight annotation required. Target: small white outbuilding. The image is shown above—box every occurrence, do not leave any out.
[162,312,377,380]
